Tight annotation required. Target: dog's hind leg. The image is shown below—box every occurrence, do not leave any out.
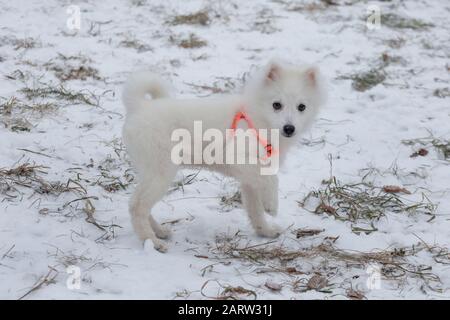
[241,183,281,238]
[129,171,175,252]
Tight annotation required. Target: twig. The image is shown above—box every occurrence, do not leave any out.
[18,267,58,300]
[17,148,52,159]
[2,244,15,260]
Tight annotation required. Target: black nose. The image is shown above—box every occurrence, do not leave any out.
[283,124,295,136]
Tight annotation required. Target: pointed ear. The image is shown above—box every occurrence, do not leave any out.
[305,66,319,87]
[265,62,281,83]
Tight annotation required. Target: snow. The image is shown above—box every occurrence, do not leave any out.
[0,0,449,299]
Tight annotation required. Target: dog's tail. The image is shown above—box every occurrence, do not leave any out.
[122,71,171,114]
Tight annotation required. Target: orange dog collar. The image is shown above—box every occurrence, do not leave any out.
[230,111,278,160]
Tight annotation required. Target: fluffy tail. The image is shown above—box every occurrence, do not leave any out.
[122,71,171,114]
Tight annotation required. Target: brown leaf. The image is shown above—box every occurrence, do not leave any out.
[316,203,336,214]
[382,185,411,194]
[265,280,282,291]
[295,228,324,238]
[222,285,256,298]
[307,274,328,290]
[285,267,304,274]
[346,288,366,300]
[410,148,428,158]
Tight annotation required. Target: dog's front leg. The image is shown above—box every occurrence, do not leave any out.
[259,175,278,216]
[241,183,281,238]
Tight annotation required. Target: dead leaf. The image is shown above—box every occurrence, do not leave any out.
[295,228,324,238]
[265,280,282,291]
[346,288,366,300]
[285,267,304,274]
[316,203,336,214]
[382,185,411,194]
[410,148,428,158]
[307,274,328,290]
[222,285,256,299]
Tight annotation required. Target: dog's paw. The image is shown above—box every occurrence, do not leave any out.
[154,225,172,239]
[144,239,168,253]
[255,224,282,238]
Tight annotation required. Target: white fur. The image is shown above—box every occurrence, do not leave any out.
[122,61,327,252]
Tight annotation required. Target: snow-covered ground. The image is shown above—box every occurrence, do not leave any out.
[0,0,449,299]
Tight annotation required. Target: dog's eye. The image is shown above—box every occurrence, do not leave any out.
[272,102,282,110]
[297,103,306,112]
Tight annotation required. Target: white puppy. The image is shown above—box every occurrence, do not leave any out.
[122,61,326,252]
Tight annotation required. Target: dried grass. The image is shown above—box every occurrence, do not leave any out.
[0,160,110,237]
[119,38,152,53]
[339,52,409,92]
[169,11,210,26]
[201,279,257,300]
[381,13,433,30]
[0,161,91,202]
[0,35,41,50]
[20,84,98,106]
[170,33,207,49]
[169,171,200,194]
[348,69,386,92]
[220,190,242,212]
[433,88,450,99]
[209,233,445,293]
[299,176,436,234]
[89,141,135,193]
[44,54,102,81]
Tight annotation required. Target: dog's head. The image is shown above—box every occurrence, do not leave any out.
[248,60,327,138]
